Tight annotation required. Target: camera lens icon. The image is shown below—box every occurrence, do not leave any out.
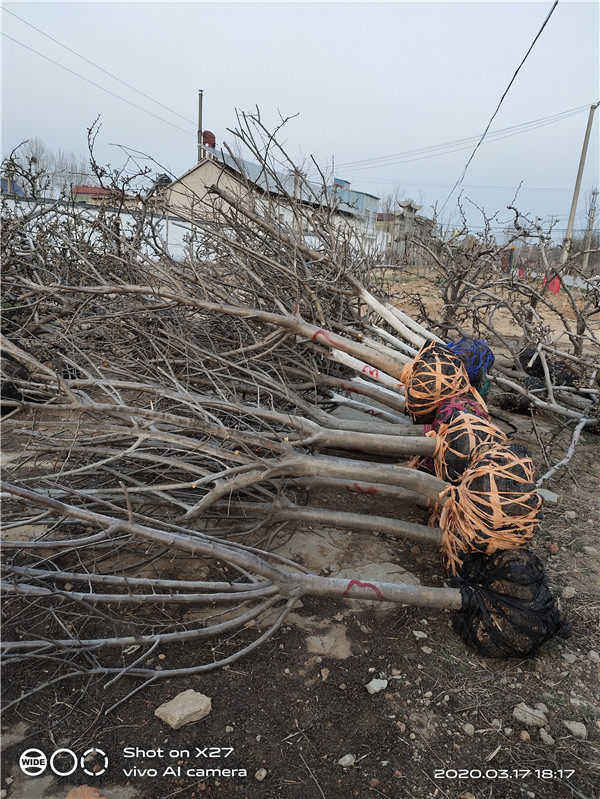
[19,749,47,777]
[81,747,109,777]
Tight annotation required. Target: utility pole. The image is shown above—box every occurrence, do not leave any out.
[560,101,599,268]
[197,90,204,163]
[581,188,598,275]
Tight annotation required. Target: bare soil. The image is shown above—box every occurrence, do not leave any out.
[2,409,599,799]
[2,276,599,799]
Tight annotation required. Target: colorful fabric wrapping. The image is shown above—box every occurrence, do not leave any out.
[447,337,495,382]
[423,394,490,434]
[411,394,491,476]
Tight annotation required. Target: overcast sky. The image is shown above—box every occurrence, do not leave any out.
[2,1,599,233]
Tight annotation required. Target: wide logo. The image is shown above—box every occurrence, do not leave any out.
[19,747,108,777]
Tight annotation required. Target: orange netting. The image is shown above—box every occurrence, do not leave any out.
[434,442,542,575]
[400,340,486,421]
[432,411,507,483]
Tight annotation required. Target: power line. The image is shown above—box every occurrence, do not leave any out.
[335,109,586,175]
[439,0,559,212]
[2,33,196,138]
[3,7,197,126]
[337,104,586,170]
[344,176,576,192]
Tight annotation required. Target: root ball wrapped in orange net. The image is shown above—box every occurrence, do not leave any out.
[433,411,507,484]
[400,340,484,423]
[438,442,542,575]
[409,395,492,477]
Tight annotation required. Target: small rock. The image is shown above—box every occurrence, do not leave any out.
[562,587,576,599]
[410,545,421,555]
[583,546,598,556]
[338,753,356,767]
[564,510,577,520]
[513,702,547,727]
[370,778,380,788]
[546,542,559,555]
[396,721,406,732]
[534,702,549,714]
[412,630,428,640]
[254,768,267,782]
[65,790,107,799]
[421,646,433,654]
[562,721,587,739]
[504,728,512,736]
[539,728,554,745]
[366,678,388,695]
[520,730,530,741]
[320,668,330,682]
[538,488,558,504]
[154,690,212,730]
[562,653,577,664]
[463,723,475,736]
[225,725,233,732]
[587,650,600,663]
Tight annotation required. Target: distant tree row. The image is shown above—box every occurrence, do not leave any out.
[4,137,96,196]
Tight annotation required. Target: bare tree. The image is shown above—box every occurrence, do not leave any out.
[4,136,94,196]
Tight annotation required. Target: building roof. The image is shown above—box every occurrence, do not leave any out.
[72,185,117,196]
[170,151,378,218]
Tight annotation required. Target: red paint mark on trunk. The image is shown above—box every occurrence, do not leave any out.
[343,579,384,599]
[312,329,337,345]
[362,365,380,379]
[345,483,378,495]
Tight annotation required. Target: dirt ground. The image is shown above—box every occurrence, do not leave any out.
[2,271,599,799]
[386,270,597,347]
[1,405,599,799]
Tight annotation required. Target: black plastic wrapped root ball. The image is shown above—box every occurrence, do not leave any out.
[498,375,546,414]
[453,549,571,658]
[518,348,578,388]
[467,442,540,521]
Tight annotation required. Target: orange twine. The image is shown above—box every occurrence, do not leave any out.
[432,411,507,483]
[400,340,486,419]
[437,443,542,575]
